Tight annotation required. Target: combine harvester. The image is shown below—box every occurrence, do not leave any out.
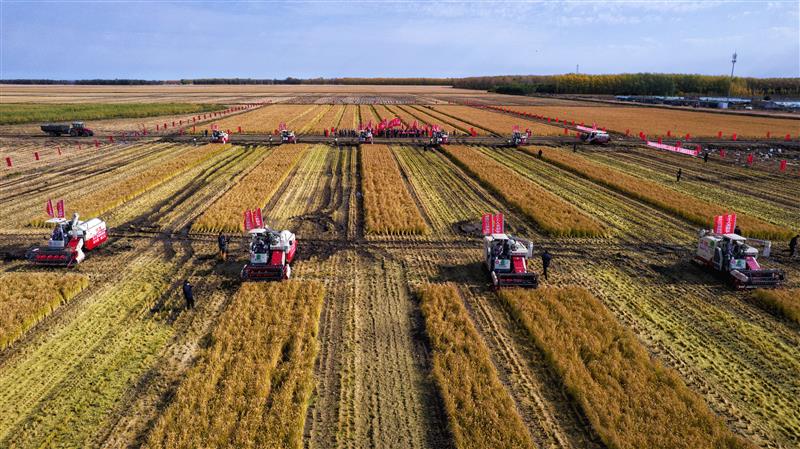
[509,126,529,146]
[431,128,449,145]
[240,208,297,281]
[358,129,374,144]
[27,200,108,266]
[210,129,229,143]
[481,213,538,289]
[694,214,785,289]
[579,130,610,144]
[279,123,297,143]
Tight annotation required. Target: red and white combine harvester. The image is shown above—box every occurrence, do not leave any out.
[240,207,297,281]
[358,129,374,144]
[210,129,229,143]
[482,213,538,289]
[279,123,297,143]
[693,213,785,289]
[431,128,449,145]
[509,126,529,146]
[27,200,107,266]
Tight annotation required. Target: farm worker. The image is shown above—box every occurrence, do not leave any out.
[573,143,577,152]
[703,152,709,163]
[676,168,682,182]
[218,232,228,261]
[537,149,543,159]
[182,280,194,310]
[541,250,552,281]
[734,226,742,236]
[789,234,798,257]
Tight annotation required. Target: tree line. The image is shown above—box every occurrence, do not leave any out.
[2,74,798,96]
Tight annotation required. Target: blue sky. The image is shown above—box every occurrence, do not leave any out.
[1,1,798,79]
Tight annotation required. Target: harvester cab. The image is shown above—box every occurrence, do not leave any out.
[431,130,449,145]
[484,234,538,289]
[27,213,108,266]
[240,228,297,281]
[210,129,229,143]
[281,129,297,144]
[510,130,528,146]
[358,129,373,144]
[580,130,610,145]
[694,230,785,289]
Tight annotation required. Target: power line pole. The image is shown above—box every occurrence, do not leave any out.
[727,51,737,105]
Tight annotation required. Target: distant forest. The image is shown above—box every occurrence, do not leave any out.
[3,74,799,96]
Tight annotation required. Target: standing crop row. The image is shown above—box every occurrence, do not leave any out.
[500,287,753,449]
[418,283,534,449]
[530,147,792,240]
[0,273,88,349]
[360,144,428,235]
[192,144,308,233]
[442,145,604,237]
[751,289,800,324]
[144,281,325,449]
[208,104,318,133]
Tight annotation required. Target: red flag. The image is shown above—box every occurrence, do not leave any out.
[244,210,253,231]
[4,157,11,167]
[747,153,754,165]
[481,214,492,235]
[492,213,504,234]
[56,200,65,218]
[34,152,40,161]
[780,160,787,172]
[253,208,264,228]
[46,199,54,218]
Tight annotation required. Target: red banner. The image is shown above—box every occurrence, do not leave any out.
[481,214,492,235]
[253,208,263,228]
[46,199,54,218]
[780,160,787,172]
[492,213,504,234]
[747,153,754,165]
[56,199,65,218]
[244,210,253,231]
[713,213,737,234]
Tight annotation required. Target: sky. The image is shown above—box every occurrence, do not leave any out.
[1,0,798,79]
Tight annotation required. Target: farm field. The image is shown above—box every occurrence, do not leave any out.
[515,105,800,138]
[1,86,799,449]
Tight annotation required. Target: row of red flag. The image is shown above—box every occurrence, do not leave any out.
[243,208,264,231]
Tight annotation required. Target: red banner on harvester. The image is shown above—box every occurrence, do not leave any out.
[713,213,737,234]
[253,208,263,228]
[244,210,253,231]
[481,214,492,235]
[481,213,505,235]
[46,199,54,218]
[56,200,65,218]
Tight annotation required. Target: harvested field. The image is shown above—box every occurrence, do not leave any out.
[442,145,604,237]
[1,85,798,449]
[528,146,793,240]
[431,105,563,136]
[500,287,753,449]
[516,105,800,138]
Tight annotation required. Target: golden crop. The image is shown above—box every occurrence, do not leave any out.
[32,144,225,226]
[144,281,325,449]
[303,105,344,133]
[419,284,535,449]
[443,145,604,237]
[406,105,490,135]
[431,105,562,136]
[0,273,88,348]
[192,145,308,233]
[752,289,799,324]
[338,105,359,129]
[500,287,753,449]
[208,104,318,134]
[531,147,792,240]
[518,105,800,138]
[361,145,428,235]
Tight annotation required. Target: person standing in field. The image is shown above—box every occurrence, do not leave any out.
[217,232,228,261]
[182,280,194,310]
[676,168,682,182]
[790,234,798,257]
[704,152,709,163]
[541,250,552,281]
